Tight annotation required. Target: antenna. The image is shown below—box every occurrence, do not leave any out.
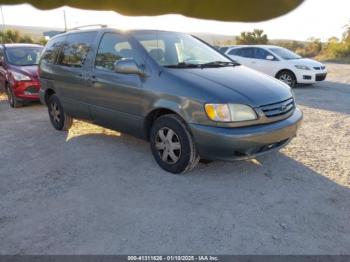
[0,6,5,30]
[63,9,67,31]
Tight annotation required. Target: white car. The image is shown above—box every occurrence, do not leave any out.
[224,45,327,87]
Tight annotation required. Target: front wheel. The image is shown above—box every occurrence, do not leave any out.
[150,114,200,174]
[47,94,73,131]
[276,70,297,88]
[6,84,22,108]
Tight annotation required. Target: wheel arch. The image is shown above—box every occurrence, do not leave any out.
[143,107,183,141]
[275,68,297,81]
[44,88,56,105]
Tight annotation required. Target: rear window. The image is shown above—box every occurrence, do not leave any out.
[57,32,96,68]
[219,47,229,53]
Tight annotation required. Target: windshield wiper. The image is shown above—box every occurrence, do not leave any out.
[164,62,200,68]
[199,61,240,68]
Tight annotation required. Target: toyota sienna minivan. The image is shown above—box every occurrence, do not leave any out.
[39,27,303,174]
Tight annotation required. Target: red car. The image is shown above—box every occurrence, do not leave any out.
[0,44,43,108]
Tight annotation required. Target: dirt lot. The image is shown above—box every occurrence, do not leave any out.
[0,63,349,254]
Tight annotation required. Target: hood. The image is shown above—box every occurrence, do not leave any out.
[290,58,324,68]
[167,65,292,107]
[9,65,39,79]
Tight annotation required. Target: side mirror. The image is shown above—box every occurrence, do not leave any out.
[0,59,3,66]
[266,55,275,60]
[113,58,144,76]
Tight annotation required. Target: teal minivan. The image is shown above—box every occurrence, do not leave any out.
[39,27,302,174]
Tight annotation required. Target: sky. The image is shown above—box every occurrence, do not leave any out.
[0,0,349,41]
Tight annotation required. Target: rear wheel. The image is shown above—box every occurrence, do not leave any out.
[150,114,200,174]
[276,70,297,88]
[47,94,73,131]
[5,84,22,108]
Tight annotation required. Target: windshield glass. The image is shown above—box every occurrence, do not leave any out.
[133,31,232,67]
[269,47,301,60]
[6,47,43,66]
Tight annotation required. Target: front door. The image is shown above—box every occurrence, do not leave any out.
[251,48,279,76]
[88,32,144,136]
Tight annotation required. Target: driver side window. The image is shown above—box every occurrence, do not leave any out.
[95,33,135,71]
[254,48,274,60]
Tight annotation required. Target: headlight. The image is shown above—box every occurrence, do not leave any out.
[205,103,257,122]
[11,71,31,81]
[295,65,310,70]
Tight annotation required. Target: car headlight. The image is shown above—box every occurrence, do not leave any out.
[205,103,257,122]
[11,71,31,81]
[295,65,310,70]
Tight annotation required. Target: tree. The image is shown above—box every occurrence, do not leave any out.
[0,29,21,43]
[0,29,46,45]
[19,35,34,44]
[236,29,268,45]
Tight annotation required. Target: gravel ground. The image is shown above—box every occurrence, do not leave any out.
[0,64,349,254]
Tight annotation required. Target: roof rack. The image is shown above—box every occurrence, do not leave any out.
[69,24,108,31]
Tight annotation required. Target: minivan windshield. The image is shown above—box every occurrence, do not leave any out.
[5,47,43,66]
[133,31,235,68]
[269,47,301,60]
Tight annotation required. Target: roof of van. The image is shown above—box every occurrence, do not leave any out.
[49,28,198,40]
[1,43,43,48]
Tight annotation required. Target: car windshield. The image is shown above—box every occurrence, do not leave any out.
[269,47,301,60]
[6,47,43,66]
[132,31,234,68]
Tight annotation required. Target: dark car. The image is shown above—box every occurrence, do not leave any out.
[39,28,302,174]
[0,44,43,107]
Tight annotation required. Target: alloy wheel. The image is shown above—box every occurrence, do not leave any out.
[155,127,182,164]
[50,102,61,124]
[279,73,293,86]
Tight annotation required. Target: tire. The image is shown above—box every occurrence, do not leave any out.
[276,70,297,88]
[47,94,73,131]
[150,114,200,174]
[5,84,22,108]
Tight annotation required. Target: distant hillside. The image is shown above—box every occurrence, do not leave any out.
[191,32,236,45]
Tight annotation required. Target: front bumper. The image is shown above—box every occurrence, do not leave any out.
[295,69,327,84]
[12,80,40,101]
[189,108,303,160]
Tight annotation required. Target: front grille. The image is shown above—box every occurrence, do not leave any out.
[24,86,39,94]
[260,98,295,118]
[313,66,326,70]
[316,73,327,81]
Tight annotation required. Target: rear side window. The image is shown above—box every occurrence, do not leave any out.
[238,48,255,58]
[41,36,65,64]
[228,48,241,56]
[95,33,135,71]
[57,32,96,68]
